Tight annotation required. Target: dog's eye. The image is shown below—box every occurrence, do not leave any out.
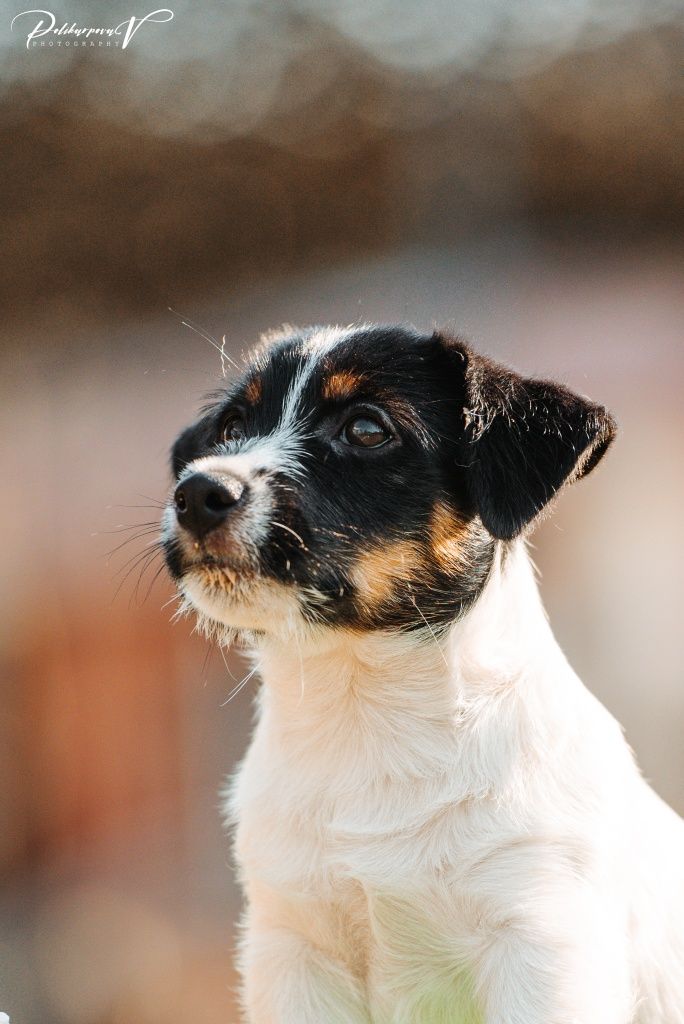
[221,414,246,445]
[342,415,390,448]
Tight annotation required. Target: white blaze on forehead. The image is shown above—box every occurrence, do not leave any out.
[187,436,302,481]
[301,324,357,356]
[279,324,359,431]
[196,324,360,479]
[175,325,364,491]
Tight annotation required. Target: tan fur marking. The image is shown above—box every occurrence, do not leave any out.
[430,501,469,572]
[245,375,263,404]
[322,370,364,401]
[351,540,423,611]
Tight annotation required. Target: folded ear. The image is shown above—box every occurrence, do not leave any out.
[440,336,617,541]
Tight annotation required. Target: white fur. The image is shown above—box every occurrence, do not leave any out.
[168,324,684,1020]
[222,543,684,1023]
[281,324,353,428]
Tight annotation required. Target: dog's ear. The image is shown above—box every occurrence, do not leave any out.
[437,334,617,541]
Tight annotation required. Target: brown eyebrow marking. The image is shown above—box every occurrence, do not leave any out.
[322,370,364,401]
[244,374,263,404]
[351,539,423,613]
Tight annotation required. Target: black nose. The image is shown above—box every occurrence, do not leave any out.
[173,472,244,540]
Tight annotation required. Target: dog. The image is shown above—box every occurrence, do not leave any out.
[163,324,684,1023]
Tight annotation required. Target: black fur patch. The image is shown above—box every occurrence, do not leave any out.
[438,335,617,541]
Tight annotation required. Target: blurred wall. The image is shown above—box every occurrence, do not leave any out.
[1,2,682,1022]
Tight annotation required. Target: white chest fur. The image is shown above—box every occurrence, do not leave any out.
[226,545,684,1023]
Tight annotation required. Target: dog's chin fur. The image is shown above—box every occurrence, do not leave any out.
[181,569,387,651]
[180,571,304,640]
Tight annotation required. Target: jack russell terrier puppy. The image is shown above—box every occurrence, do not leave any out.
[163,324,684,1023]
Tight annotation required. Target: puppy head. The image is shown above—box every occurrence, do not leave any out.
[162,325,615,639]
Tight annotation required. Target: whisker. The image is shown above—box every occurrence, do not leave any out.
[137,492,167,506]
[216,641,240,684]
[109,534,161,569]
[131,550,164,607]
[112,547,160,603]
[101,521,161,531]
[104,531,161,562]
[220,664,259,706]
[107,503,165,511]
[168,307,241,376]
[161,591,182,612]
[295,630,306,707]
[200,640,216,684]
[270,521,308,550]
[410,596,450,670]
[111,541,160,588]
[139,560,169,606]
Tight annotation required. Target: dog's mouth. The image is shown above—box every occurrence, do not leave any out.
[164,522,262,590]
[190,558,239,582]
[184,549,257,581]
[192,553,237,570]
[170,531,302,636]
[189,561,241,590]
[181,556,262,610]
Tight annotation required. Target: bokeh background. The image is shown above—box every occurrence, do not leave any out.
[1,1,683,1020]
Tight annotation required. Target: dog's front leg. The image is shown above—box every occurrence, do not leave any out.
[477,925,633,1024]
[240,923,371,1024]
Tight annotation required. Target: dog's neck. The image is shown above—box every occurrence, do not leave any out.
[251,542,573,796]
[446,540,564,695]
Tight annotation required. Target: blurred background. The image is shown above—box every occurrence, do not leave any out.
[1,0,682,1020]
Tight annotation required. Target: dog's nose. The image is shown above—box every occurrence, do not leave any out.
[173,473,244,539]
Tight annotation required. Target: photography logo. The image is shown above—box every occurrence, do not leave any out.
[10,8,174,50]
